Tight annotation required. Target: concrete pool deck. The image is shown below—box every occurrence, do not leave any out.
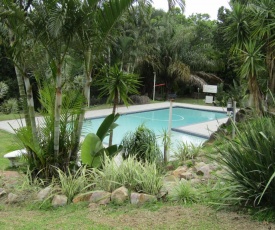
[0,102,229,138]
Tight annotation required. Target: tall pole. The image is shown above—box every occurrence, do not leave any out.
[167,99,173,162]
[153,72,156,101]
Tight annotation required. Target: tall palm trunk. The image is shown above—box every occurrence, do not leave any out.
[75,49,93,152]
[84,49,93,107]
[14,65,31,127]
[23,72,37,141]
[248,75,263,113]
[54,63,62,157]
[109,90,119,146]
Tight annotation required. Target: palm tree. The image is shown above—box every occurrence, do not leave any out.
[29,0,137,158]
[0,1,37,140]
[239,40,265,112]
[1,0,139,178]
[224,2,250,53]
[249,0,275,93]
[167,0,185,12]
[96,65,140,146]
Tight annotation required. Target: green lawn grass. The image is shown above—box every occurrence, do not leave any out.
[0,201,271,229]
[0,130,23,170]
[0,112,25,121]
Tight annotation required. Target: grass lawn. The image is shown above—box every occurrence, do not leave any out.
[0,130,23,170]
[0,113,25,122]
[0,200,273,229]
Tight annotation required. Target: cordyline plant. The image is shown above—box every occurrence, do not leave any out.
[217,116,275,208]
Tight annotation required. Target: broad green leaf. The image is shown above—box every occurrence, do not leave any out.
[81,133,103,167]
[96,113,120,140]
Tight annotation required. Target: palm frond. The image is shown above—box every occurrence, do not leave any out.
[168,60,190,81]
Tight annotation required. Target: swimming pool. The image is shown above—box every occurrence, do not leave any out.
[81,106,227,146]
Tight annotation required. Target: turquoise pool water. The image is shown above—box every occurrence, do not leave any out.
[81,107,227,147]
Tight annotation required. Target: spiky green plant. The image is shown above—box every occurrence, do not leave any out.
[91,156,121,192]
[121,124,162,163]
[168,181,200,204]
[135,161,163,195]
[1,98,18,114]
[0,81,9,99]
[15,84,85,179]
[218,116,275,208]
[173,141,202,162]
[54,166,93,202]
[92,156,163,195]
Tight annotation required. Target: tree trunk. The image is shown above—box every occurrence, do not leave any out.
[14,65,31,127]
[54,63,62,158]
[83,50,93,107]
[248,75,263,114]
[108,91,118,146]
[23,73,37,141]
[163,139,168,164]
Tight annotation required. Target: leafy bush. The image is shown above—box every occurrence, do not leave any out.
[168,181,200,204]
[15,84,85,179]
[129,95,150,104]
[81,113,121,168]
[173,141,202,162]
[121,124,162,163]
[1,98,18,114]
[0,81,9,99]
[92,156,163,195]
[217,116,275,208]
[91,156,121,192]
[53,166,93,202]
[215,83,229,106]
[135,161,163,195]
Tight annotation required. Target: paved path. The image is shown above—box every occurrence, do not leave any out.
[0,102,229,138]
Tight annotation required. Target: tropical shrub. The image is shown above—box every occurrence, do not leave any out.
[0,81,9,99]
[159,129,171,164]
[92,155,163,195]
[81,113,122,168]
[168,181,200,204]
[1,98,18,114]
[129,95,150,104]
[173,141,202,162]
[53,166,93,202]
[217,116,275,208]
[214,83,229,106]
[121,124,162,163]
[15,84,85,179]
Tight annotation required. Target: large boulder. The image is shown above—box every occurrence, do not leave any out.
[37,186,52,201]
[194,162,211,178]
[0,188,6,197]
[172,166,188,178]
[7,193,19,204]
[163,174,179,183]
[73,192,93,204]
[89,191,111,205]
[194,162,206,171]
[52,195,68,207]
[111,186,129,204]
[130,192,157,205]
[179,172,194,180]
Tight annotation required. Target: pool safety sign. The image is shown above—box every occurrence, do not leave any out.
[203,85,217,94]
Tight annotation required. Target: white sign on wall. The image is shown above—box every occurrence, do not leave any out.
[203,85,217,94]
